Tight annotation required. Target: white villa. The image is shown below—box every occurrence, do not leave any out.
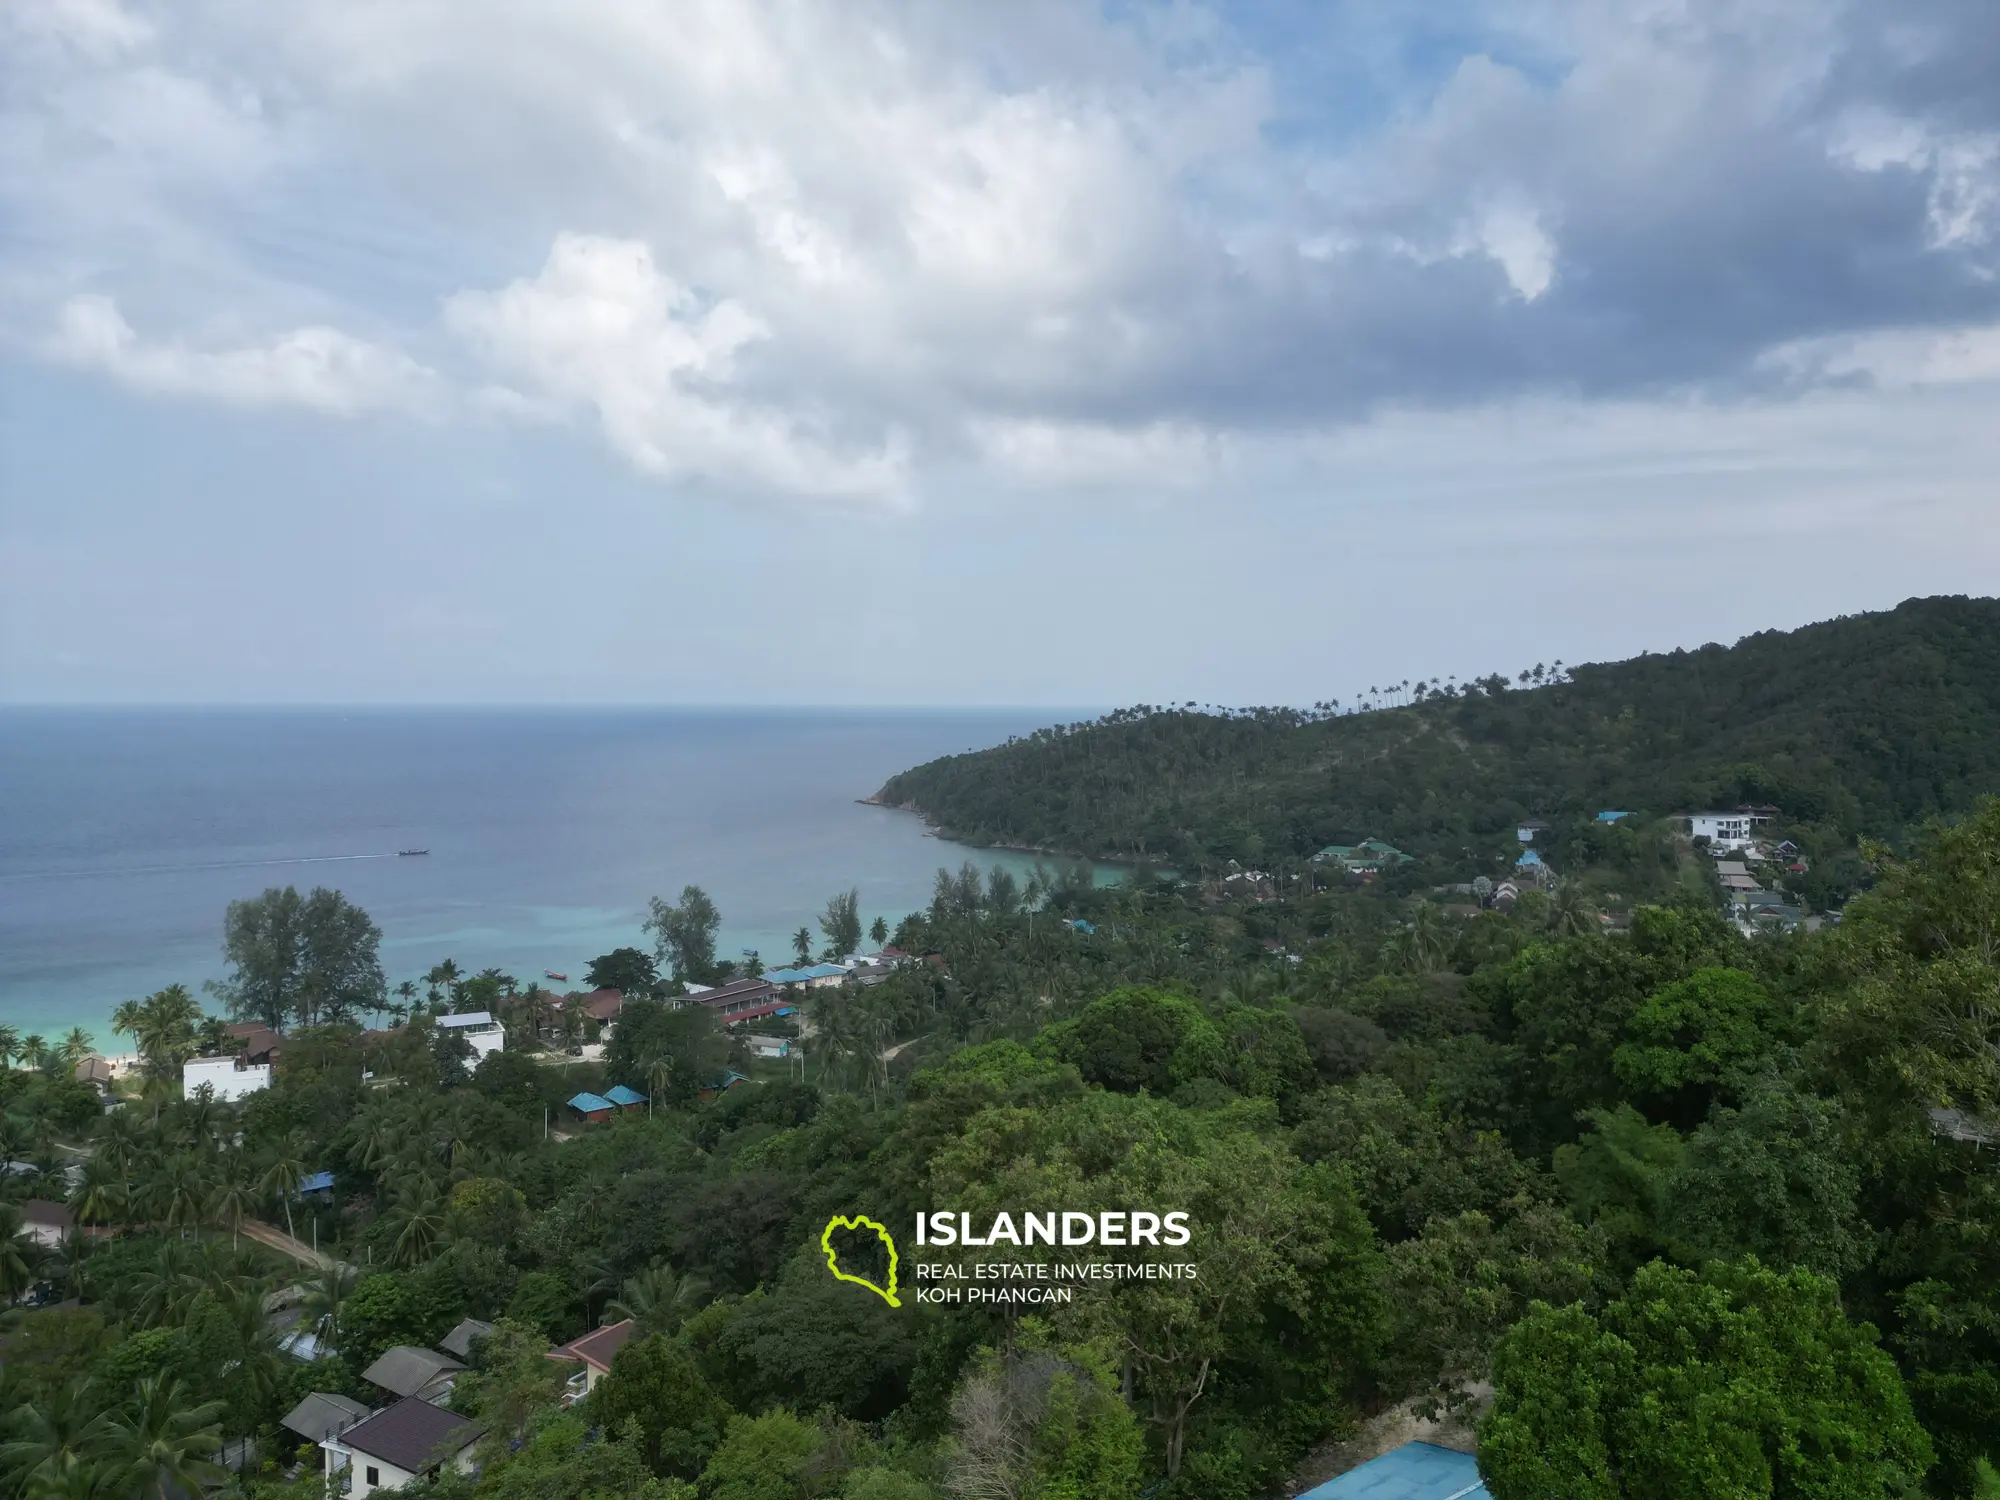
[183,1054,272,1102]
[437,1011,505,1061]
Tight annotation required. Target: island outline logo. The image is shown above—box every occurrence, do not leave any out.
[820,1214,901,1307]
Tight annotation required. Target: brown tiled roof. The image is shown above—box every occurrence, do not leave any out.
[75,1055,114,1085]
[23,1200,75,1230]
[579,988,623,1022]
[547,1318,635,1373]
[338,1397,481,1473]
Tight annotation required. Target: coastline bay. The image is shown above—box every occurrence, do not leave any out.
[0,706,1097,1047]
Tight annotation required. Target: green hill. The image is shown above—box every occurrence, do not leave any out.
[875,595,2000,872]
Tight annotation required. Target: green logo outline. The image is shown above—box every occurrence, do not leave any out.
[820,1214,902,1307]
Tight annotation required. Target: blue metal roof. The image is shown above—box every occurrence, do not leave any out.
[567,1091,615,1112]
[603,1084,647,1106]
[764,963,847,984]
[1515,848,1543,866]
[1596,810,1632,822]
[296,1170,335,1194]
[1297,1442,1488,1500]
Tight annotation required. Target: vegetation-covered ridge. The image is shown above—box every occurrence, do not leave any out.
[875,595,2000,870]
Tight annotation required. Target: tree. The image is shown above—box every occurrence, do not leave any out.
[605,1001,726,1107]
[819,889,862,959]
[604,1264,710,1339]
[870,917,889,947]
[792,928,814,966]
[257,1130,309,1242]
[944,1344,1143,1500]
[100,1374,226,1500]
[112,985,206,1085]
[584,1334,732,1480]
[587,947,660,996]
[208,885,385,1028]
[1479,1259,1933,1499]
[700,1411,821,1500]
[645,886,723,983]
[1612,967,1782,1128]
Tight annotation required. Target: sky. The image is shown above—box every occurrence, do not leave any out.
[2,0,1997,707]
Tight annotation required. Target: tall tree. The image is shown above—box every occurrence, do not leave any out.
[645,885,722,983]
[819,888,863,959]
[586,947,659,996]
[207,886,384,1028]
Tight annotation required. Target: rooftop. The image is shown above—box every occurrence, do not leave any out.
[337,1397,482,1474]
[437,1011,499,1030]
[762,963,848,984]
[1297,1442,1487,1500]
[280,1391,371,1444]
[360,1345,464,1398]
[437,1318,495,1361]
[567,1091,616,1114]
[603,1084,647,1107]
[547,1318,636,1373]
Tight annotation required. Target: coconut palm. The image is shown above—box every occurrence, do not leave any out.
[99,1375,226,1500]
[0,1203,49,1302]
[603,1263,710,1337]
[257,1131,309,1242]
[384,1180,446,1266]
[0,1024,19,1069]
[58,1028,95,1067]
[150,1154,212,1234]
[1548,880,1600,939]
[208,1153,258,1250]
[68,1158,127,1233]
[300,1262,358,1350]
[0,1379,117,1494]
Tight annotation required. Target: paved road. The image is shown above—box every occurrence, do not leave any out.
[241,1218,349,1273]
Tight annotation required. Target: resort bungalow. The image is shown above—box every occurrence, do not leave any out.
[437,1011,505,1061]
[183,1054,271,1103]
[603,1084,647,1114]
[698,1070,750,1101]
[1596,810,1633,823]
[691,978,795,1028]
[567,1091,616,1124]
[1516,819,1549,843]
[547,1319,636,1401]
[73,1055,114,1096]
[1311,840,1414,874]
[322,1396,482,1497]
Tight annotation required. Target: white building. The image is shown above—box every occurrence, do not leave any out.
[437,1011,505,1060]
[183,1055,271,1102]
[1689,810,1771,850]
[322,1397,481,1497]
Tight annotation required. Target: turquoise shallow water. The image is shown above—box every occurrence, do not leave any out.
[0,707,1096,1047]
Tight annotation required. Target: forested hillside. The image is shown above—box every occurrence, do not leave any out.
[875,595,2000,870]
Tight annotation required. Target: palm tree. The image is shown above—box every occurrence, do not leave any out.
[603,1263,710,1337]
[0,1378,117,1494]
[425,960,461,1007]
[100,1375,226,1500]
[208,1153,258,1250]
[151,1155,212,1235]
[257,1132,309,1242]
[0,1203,49,1302]
[20,1035,49,1071]
[69,1158,128,1233]
[58,1028,95,1067]
[300,1262,358,1351]
[384,1181,445,1266]
[1548,880,1600,940]
[0,1023,19,1069]
[791,927,813,966]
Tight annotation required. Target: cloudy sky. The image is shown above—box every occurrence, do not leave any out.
[3,0,1997,706]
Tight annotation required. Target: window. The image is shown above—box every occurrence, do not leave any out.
[366,1467,379,1487]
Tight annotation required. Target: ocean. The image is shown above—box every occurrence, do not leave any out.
[0,707,1083,1049]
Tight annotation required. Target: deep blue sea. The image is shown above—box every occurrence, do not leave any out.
[0,708,1083,1049]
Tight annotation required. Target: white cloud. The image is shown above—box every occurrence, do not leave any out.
[443,233,909,504]
[48,294,439,415]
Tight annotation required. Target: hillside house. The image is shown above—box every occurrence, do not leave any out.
[1517,820,1549,843]
[1689,809,1773,849]
[567,1092,616,1124]
[1596,810,1632,823]
[1297,1440,1488,1499]
[281,1392,370,1449]
[1312,839,1413,873]
[437,1319,495,1362]
[547,1319,636,1400]
[73,1055,114,1096]
[603,1084,647,1113]
[762,963,849,989]
[322,1397,481,1497]
[691,978,795,1028]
